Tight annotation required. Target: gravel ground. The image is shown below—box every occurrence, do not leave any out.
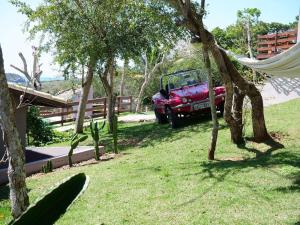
[118,113,155,123]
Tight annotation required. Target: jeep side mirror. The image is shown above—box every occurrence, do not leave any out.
[160,89,168,98]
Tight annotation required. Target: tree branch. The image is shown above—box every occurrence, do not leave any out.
[10,53,32,82]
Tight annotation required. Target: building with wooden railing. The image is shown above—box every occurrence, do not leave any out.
[257,30,298,60]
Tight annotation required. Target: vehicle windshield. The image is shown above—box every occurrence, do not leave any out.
[167,70,207,90]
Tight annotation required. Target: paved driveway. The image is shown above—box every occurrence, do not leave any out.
[261,77,300,106]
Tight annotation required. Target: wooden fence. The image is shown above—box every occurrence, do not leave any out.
[39,96,132,126]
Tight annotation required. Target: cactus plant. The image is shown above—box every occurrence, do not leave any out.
[68,134,88,167]
[41,160,53,173]
[90,120,106,160]
[112,115,118,154]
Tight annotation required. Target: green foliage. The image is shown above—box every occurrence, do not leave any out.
[90,120,106,160]
[9,173,88,225]
[27,106,55,146]
[41,160,53,174]
[68,134,88,167]
[11,0,184,77]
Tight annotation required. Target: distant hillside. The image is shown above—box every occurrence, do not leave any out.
[5,73,27,85]
[41,79,81,95]
[41,76,64,82]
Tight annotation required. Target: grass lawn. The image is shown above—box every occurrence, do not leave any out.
[1,99,300,224]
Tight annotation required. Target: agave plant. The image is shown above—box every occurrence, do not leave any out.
[68,133,88,167]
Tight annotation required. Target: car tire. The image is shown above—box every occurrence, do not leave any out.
[154,108,168,124]
[166,107,179,128]
[218,102,224,117]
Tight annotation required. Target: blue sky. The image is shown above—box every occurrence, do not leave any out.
[0,0,299,77]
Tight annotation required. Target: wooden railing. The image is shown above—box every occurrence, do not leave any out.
[39,96,133,126]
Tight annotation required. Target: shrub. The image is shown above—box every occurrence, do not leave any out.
[27,106,55,146]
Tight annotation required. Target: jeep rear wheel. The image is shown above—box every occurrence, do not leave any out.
[154,108,168,124]
[166,107,179,128]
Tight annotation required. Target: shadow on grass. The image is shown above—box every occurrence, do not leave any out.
[237,137,285,158]
[176,139,299,209]
[275,171,300,193]
[102,114,227,152]
[198,138,300,195]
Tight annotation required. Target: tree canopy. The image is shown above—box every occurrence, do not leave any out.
[11,0,185,72]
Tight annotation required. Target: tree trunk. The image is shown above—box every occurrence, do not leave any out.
[220,49,269,142]
[107,91,115,133]
[0,45,29,218]
[232,86,245,142]
[198,2,219,160]
[100,57,115,133]
[120,59,128,96]
[245,20,257,83]
[136,56,149,113]
[135,54,165,113]
[135,78,148,113]
[204,49,219,160]
[166,0,269,143]
[75,61,94,133]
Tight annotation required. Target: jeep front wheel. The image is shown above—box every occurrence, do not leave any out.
[166,107,179,128]
[154,108,168,124]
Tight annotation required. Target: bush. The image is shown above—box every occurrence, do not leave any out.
[27,106,55,146]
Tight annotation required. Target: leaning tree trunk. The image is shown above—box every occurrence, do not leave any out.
[203,48,219,160]
[198,2,219,160]
[232,86,245,142]
[220,49,269,142]
[167,0,269,142]
[75,61,94,133]
[0,45,29,218]
[200,33,245,144]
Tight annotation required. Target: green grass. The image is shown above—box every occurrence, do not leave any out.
[1,99,300,224]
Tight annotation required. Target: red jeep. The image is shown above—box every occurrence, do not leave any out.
[152,69,225,128]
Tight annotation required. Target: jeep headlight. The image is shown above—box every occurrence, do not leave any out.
[181,97,188,103]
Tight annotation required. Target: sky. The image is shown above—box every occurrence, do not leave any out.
[0,0,299,78]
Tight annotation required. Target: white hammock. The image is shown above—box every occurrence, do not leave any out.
[223,41,300,78]
[223,15,300,78]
